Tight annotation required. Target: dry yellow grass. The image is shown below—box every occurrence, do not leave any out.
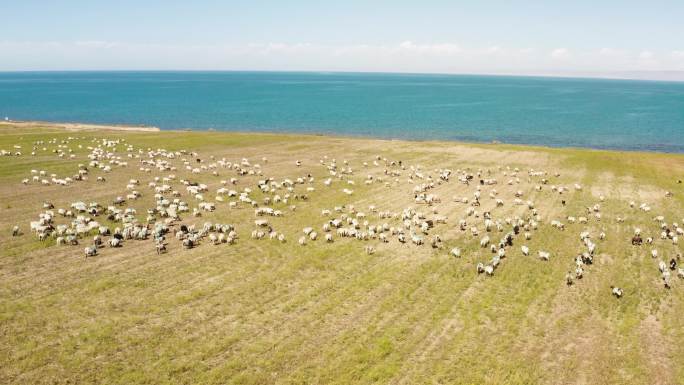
[1,124,684,385]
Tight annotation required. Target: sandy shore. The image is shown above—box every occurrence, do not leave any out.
[0,120,160,132]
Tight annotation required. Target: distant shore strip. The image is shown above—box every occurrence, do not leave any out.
[0,120,160,132]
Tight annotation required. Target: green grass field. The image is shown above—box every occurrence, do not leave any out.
[1,124,684,385]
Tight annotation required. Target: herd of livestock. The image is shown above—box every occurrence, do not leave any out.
[6,134,683,299]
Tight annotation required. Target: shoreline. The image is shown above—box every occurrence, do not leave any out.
[2,119,683,156]
[0,119,160,132]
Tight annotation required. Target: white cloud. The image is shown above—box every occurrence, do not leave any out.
[74,40,119,49]
[550,48,570,59]
[639,50,654,60]
[395,41,462,55]
[485,45,501,54]
[258,42,315,55]
[599,47,626,57]
[635,50,659,69]
[1,40,683,77]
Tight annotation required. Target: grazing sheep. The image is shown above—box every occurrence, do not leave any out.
[611,286,623,298]
[182,238,194,249]
[565,272,573,286]
[209,233,219,244]
[12,225,20,236]
[84,246,97,258]
[298,236,307,246]
[156,242,167,254]
[521,245,529,256]
[538,251,550,261]
[659,260,667,273]
[663,270,672,289]
[450,247,461,258]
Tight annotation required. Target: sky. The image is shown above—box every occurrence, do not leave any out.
[2,0,684,79]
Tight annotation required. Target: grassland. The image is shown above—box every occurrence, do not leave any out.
[1,123,684,385]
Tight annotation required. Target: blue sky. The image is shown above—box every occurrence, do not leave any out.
[2,0,684,78]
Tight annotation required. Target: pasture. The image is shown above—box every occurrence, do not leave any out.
[1,123,684,385]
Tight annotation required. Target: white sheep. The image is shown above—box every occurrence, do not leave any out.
[662,270,672,288]
[538,251,550,261]
[84,246,97,258]
[156,242,167,254]
[611,286,623,298]
[658,260,667,273]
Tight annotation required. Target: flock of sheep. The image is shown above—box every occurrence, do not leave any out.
[7,133,683,300]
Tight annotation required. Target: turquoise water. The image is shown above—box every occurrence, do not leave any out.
[1,71,683,152]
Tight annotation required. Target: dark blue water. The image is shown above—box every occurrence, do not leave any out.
[1,71,683,152]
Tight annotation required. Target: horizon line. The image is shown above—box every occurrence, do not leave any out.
[1,69,684,83]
